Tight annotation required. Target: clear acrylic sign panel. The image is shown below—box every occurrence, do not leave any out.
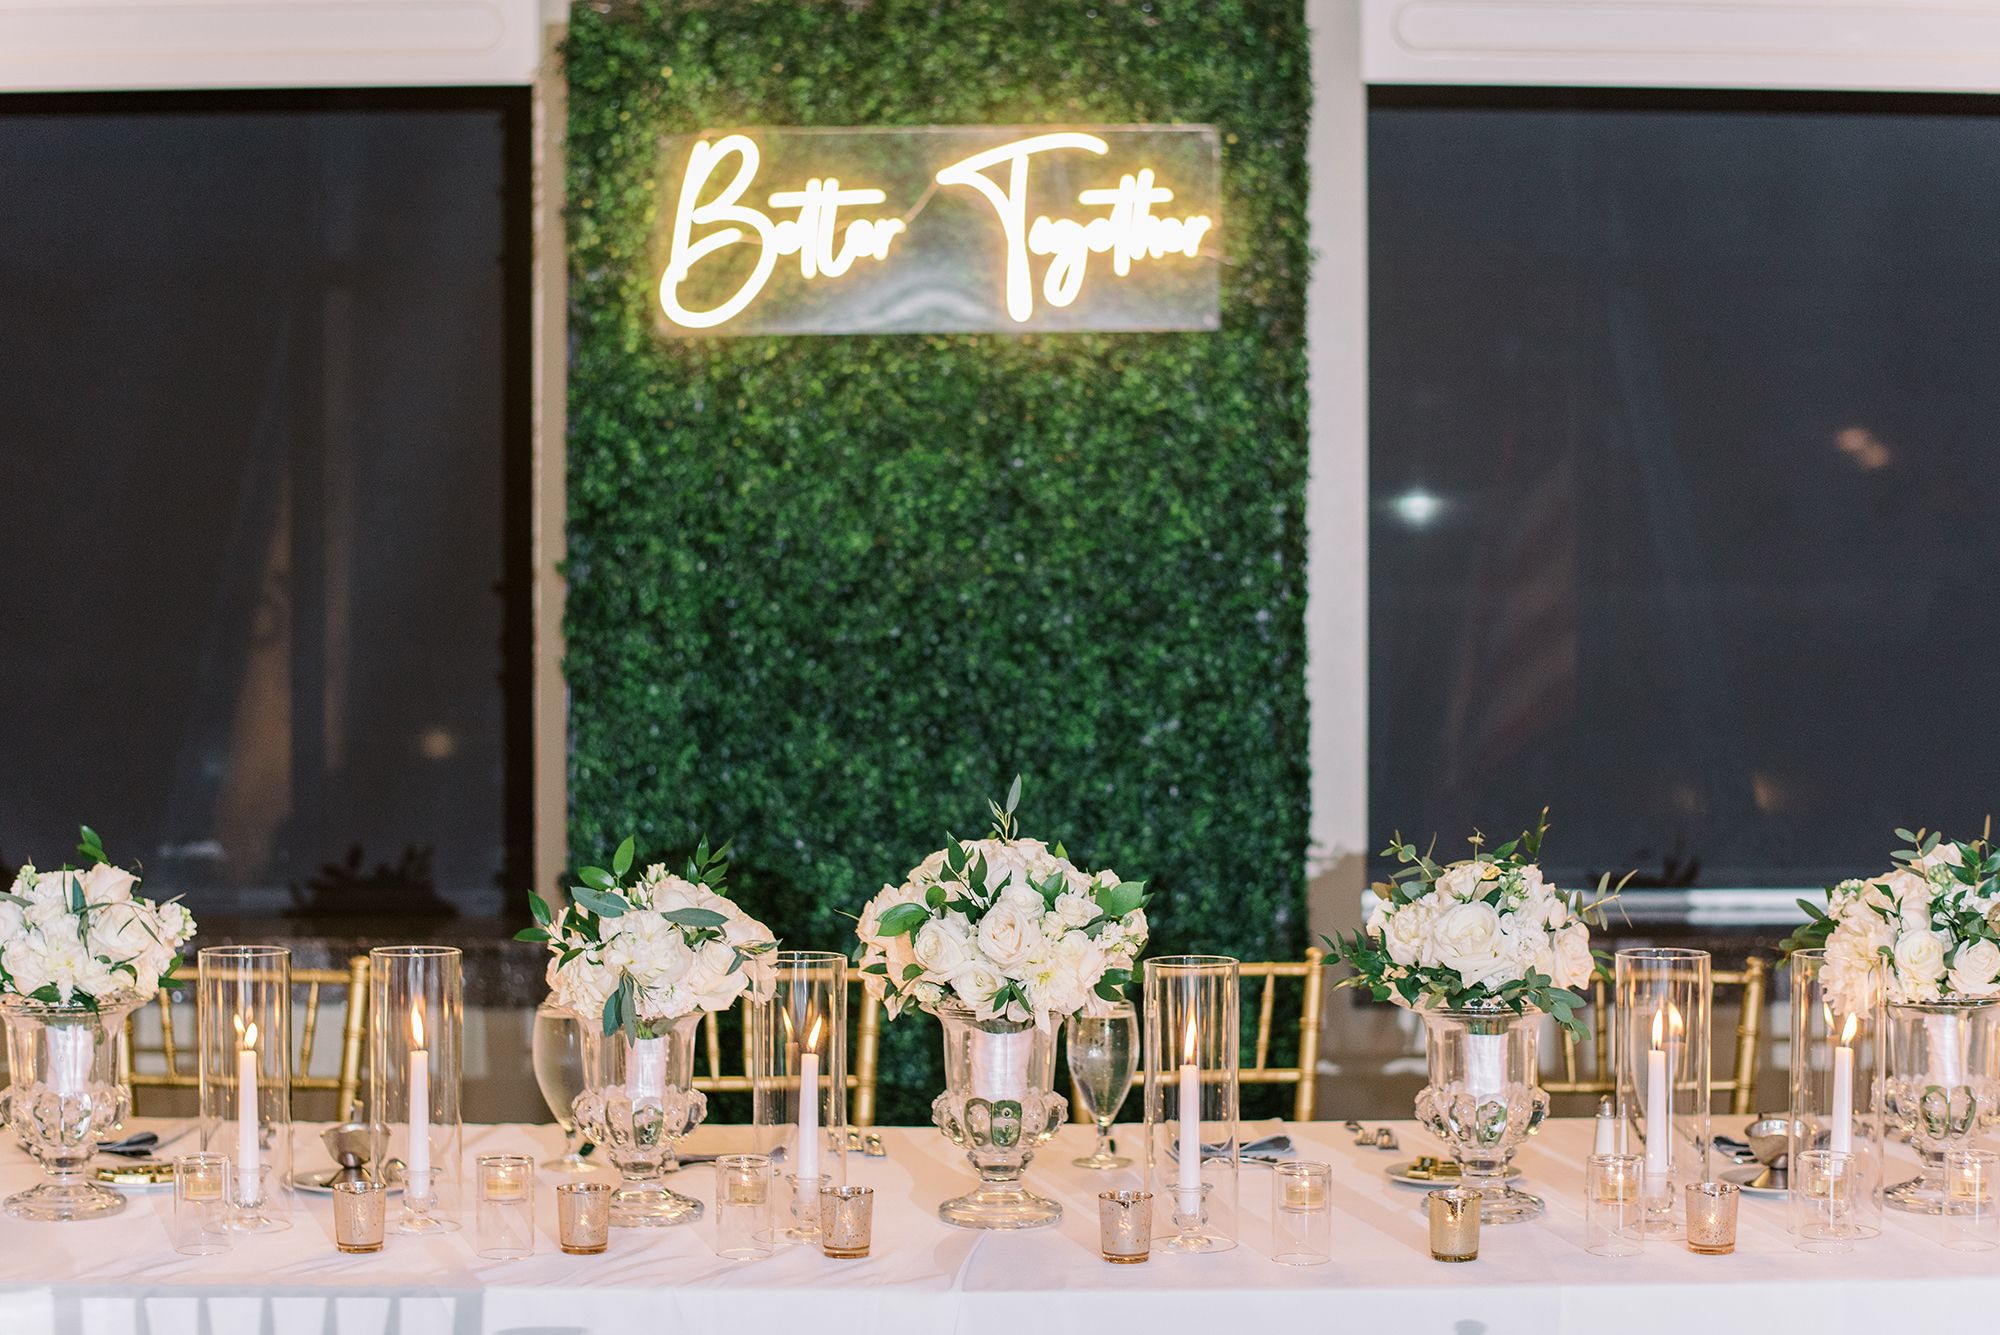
[652,124,1221,336]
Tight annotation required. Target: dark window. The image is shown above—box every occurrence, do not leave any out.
[0,89,532,917]
[1369,88,2000,891]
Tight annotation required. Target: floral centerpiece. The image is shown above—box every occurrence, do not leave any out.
[519,835,775,1227]
[2,826,196,1008]
[1787,828,1999,1012]
[519,835,776,1036]
[855,779,1147,1229]
[1326,817,1610,1038]
[1786,829,2000,1213]
[854,779,1149,1030]
[1,827,197,1222]
[1326,816,1616,1225]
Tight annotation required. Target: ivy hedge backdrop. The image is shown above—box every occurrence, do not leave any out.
[564,0,1312,1121]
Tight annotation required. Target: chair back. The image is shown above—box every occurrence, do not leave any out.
[1543,953,1769,1115]
[689,976,884,1127]
[123,954,371,1118]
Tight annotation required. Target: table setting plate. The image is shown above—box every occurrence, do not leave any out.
[1385,1159,1521,1188]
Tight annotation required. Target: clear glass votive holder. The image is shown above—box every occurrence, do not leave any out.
[1428,1187,1481,1262]
[715,1154,774,1261]
[1099,1190,1152,1264]
[819,1184,874,1259]
[557,1181,612,1255]
[1942,1149,2000,1252]
[332,1180,386,1254]
[227,1161,289,1233]
[1792,1149,1857,1254]
[475,1153,535,1260]
[171,1153,234,1256]
[779,1171,825,1243]
[1271,1162,1332,1266]
[1585,1153,1643,1257]
[1685,1181,1739,1255]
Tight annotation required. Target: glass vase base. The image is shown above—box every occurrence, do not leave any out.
[936,1185,1062,1230]
[5,1180,127,1222]
[1885,1175,1948,1216]
[611,1185,703,1228]
[542,1153,603,1176]
[1470,1182,1544,1224]
[1072,1152,1132,1170]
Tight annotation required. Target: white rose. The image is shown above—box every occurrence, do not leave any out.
[1893,930,1950,986]
[1551,922,1595,990]
[951,958,1008,1020]
[913,915,973,978]
[1428,900,1510,987]
[1436,861,1497,902]
[1950,940,2000,998]
[1054,891,1099,928]
[0,899,24,944]
[1379,900,1433,967]
[86,902,159,964]
[79,864,136,906]
[684,940,749,1012]
[23,869,70,907]
[975,895,1046,972]
[24,898,80,945]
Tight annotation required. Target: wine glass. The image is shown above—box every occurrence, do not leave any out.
[1066,1002,1139,1169]
[531,1004,598,1174]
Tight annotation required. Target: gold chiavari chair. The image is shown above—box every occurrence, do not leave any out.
[122,954,371,1118]
[688,977,884,1127]
[1543,953,1769,1116]
[1070,947,1329,1121]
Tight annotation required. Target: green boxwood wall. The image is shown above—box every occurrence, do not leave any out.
[565,0,1312,1122]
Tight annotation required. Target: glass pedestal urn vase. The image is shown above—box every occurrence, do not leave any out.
[1883,998,2000,1215]
[3,996,141,1221]
[930,1004,1067,1229]
[1413,1004,1549,1223]
[571,1012,707,1228]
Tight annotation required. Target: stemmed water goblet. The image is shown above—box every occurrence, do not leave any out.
[1066,1002,1139,1170]
[532,1004,598,1174]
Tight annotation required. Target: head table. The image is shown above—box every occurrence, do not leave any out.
[0,1115,1988,1335]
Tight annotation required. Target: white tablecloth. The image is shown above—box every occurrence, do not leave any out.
[0,1116,1991,1335]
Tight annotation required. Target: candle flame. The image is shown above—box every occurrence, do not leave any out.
[780,1006,796,1041]
[411,1001,427,1049]
[1651,1002,1684,1048]
[1182,1013,1198,1064]
[1840,1012,1859,1046]
[805,1014,824,1052]
[234,1015,258,1049]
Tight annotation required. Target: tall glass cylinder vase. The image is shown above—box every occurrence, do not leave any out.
[1615,947,1711,1238]
[1789,949,1883,1236]
[197,946,294,1232]
[1882,997,2000,1214]
[930,1003,1066,1229]
[1143,955,1240,1253]
[1414,1004,1548,1223]
[369,946,464,1233]
[751,951,848,1238]
[2,997,138,1221]
[573,1010,707,1227]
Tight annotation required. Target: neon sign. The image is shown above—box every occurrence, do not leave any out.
[651,125,1220,337]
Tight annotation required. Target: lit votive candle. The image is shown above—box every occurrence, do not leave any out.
[1099,1190,1153,1264]
[1685,1181,1740,1255]
[723,1160,768,1206]
[1950,1155,1990,1204]
[1280,1164,1329,1212]
[179,1155,226,1202]
[481,1158,531,1203]
[1428,1187,1481,1262]
[557,1181,612,1255]
[819,1184,874,1259]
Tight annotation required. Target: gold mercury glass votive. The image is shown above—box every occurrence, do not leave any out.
[1685,1181,1740,1255]
[557,1181,612,1255]
[1428,1187,1481,1262]
[819,1184,874,1259]
[1099,1190,1153,1263]
[332,1180,387,1254]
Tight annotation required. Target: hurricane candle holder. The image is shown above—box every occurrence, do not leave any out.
[750,951,847,1238]
[1615,947,1711,1238]
[369,946,464,1233]
[1143,955,1240,1253]
[1790,948,1883,1237]
[196,945,294,1232]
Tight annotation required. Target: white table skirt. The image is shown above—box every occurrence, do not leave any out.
[0,1115,1991,1335]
